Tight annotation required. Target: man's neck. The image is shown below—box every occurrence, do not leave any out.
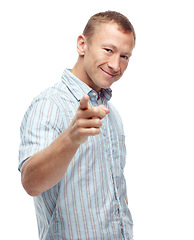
[71,58,101,95]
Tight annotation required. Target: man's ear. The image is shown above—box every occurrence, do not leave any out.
[77,35,87,56]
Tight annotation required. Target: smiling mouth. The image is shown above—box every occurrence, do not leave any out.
[100,68,118,78]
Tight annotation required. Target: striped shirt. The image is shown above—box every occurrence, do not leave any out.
[18,69,133,240]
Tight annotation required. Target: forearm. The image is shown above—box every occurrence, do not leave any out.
[21,95,109,197]
[21,130,80,196]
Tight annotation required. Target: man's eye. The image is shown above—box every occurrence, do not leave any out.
[105,48,112,53]
[121,55,129,60]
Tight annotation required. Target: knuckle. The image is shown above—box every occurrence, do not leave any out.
[92,107,98,115]
[101,111,106,118]
[76,111,82,119]
[77,128,84,136]
[91,128,100,136]
[76,119,82,128]
[96,118,102,127]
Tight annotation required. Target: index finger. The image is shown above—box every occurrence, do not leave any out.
[79,94,90,110]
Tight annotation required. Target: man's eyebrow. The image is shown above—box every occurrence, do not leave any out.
[123,52,132,57]
[102,43,132,56]
[102,43,117,50]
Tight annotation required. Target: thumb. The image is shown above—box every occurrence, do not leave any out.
[79,94,90,110]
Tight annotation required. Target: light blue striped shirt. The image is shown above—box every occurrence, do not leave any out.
[18,69,133,240]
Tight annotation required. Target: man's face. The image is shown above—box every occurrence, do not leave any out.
[82,22,135,93]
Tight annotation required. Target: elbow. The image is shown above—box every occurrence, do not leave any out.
[23,186,41,197]
[21,175,40,197]
[24,188,40,197]
[21,165,41,197]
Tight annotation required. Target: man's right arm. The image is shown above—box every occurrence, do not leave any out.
[21,94,109,196]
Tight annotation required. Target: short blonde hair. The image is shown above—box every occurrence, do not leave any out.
[83,11,136,45]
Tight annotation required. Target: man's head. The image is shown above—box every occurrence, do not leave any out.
[72,11,135,93]
[83,11,136,46]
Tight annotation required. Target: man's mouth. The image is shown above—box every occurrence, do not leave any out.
[100,68,118,78]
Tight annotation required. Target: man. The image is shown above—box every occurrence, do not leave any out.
[18,11,135,240]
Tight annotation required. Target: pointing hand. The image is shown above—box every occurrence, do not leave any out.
[67,94,110,145]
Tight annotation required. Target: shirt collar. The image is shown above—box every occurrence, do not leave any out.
[61,69,112,102]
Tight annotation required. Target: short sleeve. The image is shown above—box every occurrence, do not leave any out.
[18,98,64,171]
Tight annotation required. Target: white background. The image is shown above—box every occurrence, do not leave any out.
[1,0,194,239]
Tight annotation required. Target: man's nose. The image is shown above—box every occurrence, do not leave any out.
[107,55,120,72]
